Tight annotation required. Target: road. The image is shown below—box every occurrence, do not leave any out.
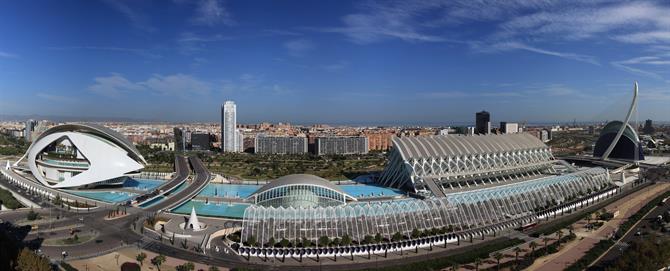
[144,156,210,212]
[591,196,670,269]
[133,155,190,204]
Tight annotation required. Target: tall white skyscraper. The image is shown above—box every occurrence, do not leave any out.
[221,101,237,152]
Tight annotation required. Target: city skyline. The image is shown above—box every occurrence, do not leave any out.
[1,1,670,123]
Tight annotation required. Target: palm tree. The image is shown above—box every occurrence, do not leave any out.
[451,263,459,271]
[513,246,522,264]
[475,258,482,271]
[529,241,538,255]
[542,236,551,255]
[151,254,166,271]
[136,252,146,266]
[493,252,504,271]
[567,225,574,235]
[556,229,564,248]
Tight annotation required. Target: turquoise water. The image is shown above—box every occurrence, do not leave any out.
[139,196,165,208]
[194,183,403,200]
[339,184,405,199]
[198,184,261,198]
[171,200,249,219]
[123,178,164,191]
[67,190,137,203]
[169,182,188,194]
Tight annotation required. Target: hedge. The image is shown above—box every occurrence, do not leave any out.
[0,187,22,209]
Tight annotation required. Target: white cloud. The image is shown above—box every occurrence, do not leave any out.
[483,41,599,65]
[0,51,18,58]
[321,61,349,71]
[192,0,234,26]
[88,73,211,97]
[140,74,210,96]
[284,39,315,57]
[89,73,144,97]
[46,46,161,59]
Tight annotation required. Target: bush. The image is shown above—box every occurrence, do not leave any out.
[0,188,22,209]
[26,208,40,221]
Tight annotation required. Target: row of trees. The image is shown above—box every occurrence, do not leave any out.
[245,225,458,248]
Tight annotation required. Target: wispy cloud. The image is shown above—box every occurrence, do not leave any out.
[321,61,349,71]
[191,0,234,26]
[88,73,210,98]
[177,32,235,54]
[284,39,314,57]
[482,41,600,65]
[46,46,161,59]
[101,0,155,32]
[0,51,18,59]
[423,83,589,99]
[610,54,670,80]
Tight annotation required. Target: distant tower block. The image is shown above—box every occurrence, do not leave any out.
[187,206,202,231]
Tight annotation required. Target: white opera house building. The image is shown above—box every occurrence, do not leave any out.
[16,123,147,189]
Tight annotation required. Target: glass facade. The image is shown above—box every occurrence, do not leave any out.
[241,168,610,244]
[254,184,348,208]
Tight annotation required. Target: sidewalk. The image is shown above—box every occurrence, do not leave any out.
[526,183,670,271]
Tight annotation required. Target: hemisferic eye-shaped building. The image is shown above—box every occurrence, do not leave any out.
[21,123,147,189]
[240,133,613,246]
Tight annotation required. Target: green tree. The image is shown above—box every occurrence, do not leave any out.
[493,252,504,271]
[208,266,220,271]
[542,236,551,254]
[475,257,482,271]
[529,241,538,254]
[513,246,522,265]
[176,261,195,271]
[136,252,146,266]
[279,238,290,248]
[363,235,374,244]
[318,236,330,247]
[341,234,352,246]
[392,232,404,242]
[374,233,382,243]
[26,207,39,221]
[246,235,257,247]
[556,229,564,248]
[16,248,51,271]
[151,254,166,271]
[411,228,421,239]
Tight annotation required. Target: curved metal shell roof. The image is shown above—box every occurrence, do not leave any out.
[252,174,349,197]
[32,123,146,164]
[598,121,640,143]
[391,133,547,160]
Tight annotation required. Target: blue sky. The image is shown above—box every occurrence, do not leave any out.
[1,0,669,124]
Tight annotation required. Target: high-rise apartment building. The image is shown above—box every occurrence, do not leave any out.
[475,111,491,135]
[643,119,655,135]
[316,136,368,155]
[24,119,37,142]
[221,101,238,152]
[173,127,186,151]
[255,135,308,154]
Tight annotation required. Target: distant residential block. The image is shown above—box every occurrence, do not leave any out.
[255,135,308,154]
[316,136,368,155]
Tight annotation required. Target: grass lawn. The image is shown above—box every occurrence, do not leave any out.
[43,234,95,246]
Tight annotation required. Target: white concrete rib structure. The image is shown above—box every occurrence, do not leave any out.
[379,133,554,196]
[22,123,146,189]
